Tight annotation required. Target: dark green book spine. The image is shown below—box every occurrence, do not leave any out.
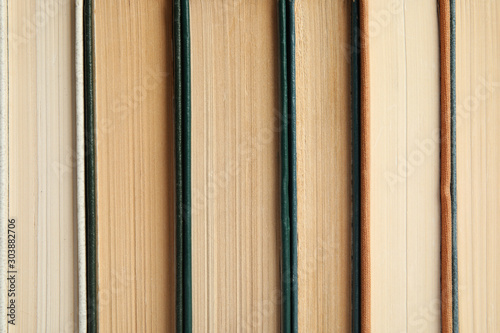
[351,1,362,332]
[174,0,192,331]
[83,0,97,331]
[279,0,297,332]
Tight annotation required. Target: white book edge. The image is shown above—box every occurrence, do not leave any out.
[75,0,87,332]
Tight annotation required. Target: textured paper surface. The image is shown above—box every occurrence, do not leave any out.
[7,0,78,330]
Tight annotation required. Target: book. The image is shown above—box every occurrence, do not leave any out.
[456,1,500,331]
[189,1,281,331]
[367,0,442,331]
[295,1,352,331]
[4,0,85,331]
[93,0,175,331]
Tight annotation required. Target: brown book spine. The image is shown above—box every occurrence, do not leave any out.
[439,0,453,332]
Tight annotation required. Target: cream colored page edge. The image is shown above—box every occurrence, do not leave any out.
[0,0,7,331]
[369,1,441,331]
